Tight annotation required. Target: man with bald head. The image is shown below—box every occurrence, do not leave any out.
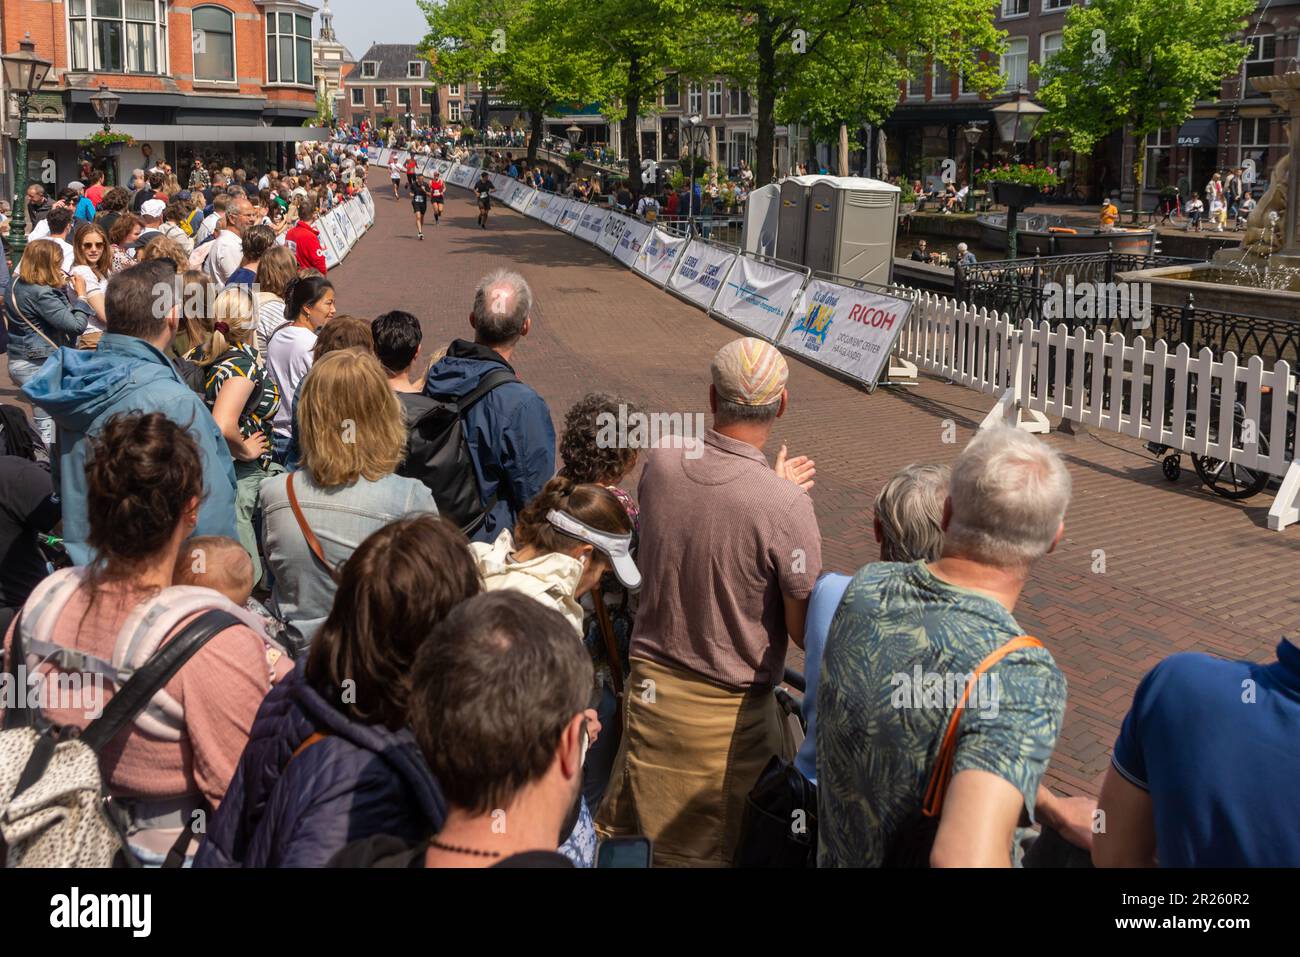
[423,268,556,542]
[596,336,822,867]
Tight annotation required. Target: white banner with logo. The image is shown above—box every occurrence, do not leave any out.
[781,279,914,390]
[344,200,367,234]
[597,212,631,254]
[634,228,688,284]
[668,239,736,310]
[337,207,359,247]
[448,163,475,189]
[557,199,584,233]
[490,172,512,195]
[529,192,556,222]
[711,255,807,341]
[613,219,653,268]
[357,189,375,225]
[505,182,537,214]
[319,215,343,268]
[577,206,608,244]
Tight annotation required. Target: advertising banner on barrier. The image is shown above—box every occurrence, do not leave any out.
[543,194,568,227]
[490,173,511,195]
[613,219,653,268]
[634,228,687,284]
[344,200,367,234]
[319,216,343,269]
[337,208,358,248]
[448,164,475,189]
[360,189,375,225]
[366,147,380,163]
[597,212,630,253]
[531,192,556,222]
[669,239,736,310]
[712,255,807,341]
[557,199,583,233]
[577,206,608,244]
[505,182,536,214]
[781,279,914,391]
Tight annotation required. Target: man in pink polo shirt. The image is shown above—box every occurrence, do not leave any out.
[596,337,822,867]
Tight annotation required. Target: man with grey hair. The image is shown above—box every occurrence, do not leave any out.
[818,426,1092,867]
[204,194,256,285]
[423,268,555,543]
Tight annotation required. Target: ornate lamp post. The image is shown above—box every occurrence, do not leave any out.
[89,83,121,186]
[3,37,53,265]
[686,113,708,229]
[990,86,1046,260]
[963,123,983,214]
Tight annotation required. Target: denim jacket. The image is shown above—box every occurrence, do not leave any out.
[5,281,93,361]
[260,468,438,650]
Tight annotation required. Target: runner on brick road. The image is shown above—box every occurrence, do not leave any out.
[428,168,446,224]
[403,154,418,191]
[411,176,429,240]
[475,171,496,229]
[389,157,401,199]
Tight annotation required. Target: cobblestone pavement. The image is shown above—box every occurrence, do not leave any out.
[8,173,1293,797]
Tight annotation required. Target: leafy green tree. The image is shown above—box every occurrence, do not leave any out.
[419,0,600,167]
[1034,0,1253,222]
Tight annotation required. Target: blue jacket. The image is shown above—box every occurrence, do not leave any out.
[194,665,446,868]
[5,280,94,362]
[423,339,556,543]
[21,334,237,565]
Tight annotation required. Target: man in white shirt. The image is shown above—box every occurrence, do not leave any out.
[25,205,76,275]
[193,193,229,247]
[205,195,256,285]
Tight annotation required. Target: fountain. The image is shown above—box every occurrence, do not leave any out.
[1121,66,1300,319]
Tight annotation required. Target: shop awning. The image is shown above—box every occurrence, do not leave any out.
[1175,119,1218,147]
[25,122,330,143]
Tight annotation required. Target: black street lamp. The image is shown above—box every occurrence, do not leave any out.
[685,113,709,229]
[3,36,53,265]
[963,123,982,214]
[90,83,121,186]
[990,85,1046,260]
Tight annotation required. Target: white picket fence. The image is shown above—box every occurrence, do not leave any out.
[894,290,1300,531]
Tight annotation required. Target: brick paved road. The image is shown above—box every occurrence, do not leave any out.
[7,173,1293,798]
[336,173,1298,798]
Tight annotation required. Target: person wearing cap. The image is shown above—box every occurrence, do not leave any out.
[137,198,167,246]
[68,181,96,222]
[596,336,822,867]
[470,473,636,867]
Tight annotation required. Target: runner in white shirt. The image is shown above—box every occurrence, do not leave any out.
[389,159,402,199]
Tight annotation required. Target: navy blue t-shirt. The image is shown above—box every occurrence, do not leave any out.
[1111,640,1300,867]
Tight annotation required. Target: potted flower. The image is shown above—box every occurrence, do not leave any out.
[977,163,1060,207]
[566,150,586,172]
[78,129,134,157]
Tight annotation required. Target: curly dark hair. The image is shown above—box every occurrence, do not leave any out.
[558,392,640,485]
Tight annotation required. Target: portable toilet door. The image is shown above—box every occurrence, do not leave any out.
[742,183,781,257]
[776,179,810,265]
[803,180,839,277]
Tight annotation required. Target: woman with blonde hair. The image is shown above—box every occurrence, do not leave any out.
[185,285,283,583]
[68,222,111,342]
[136,234,189,272]
[5,240,95,445]
[259,349,435,652]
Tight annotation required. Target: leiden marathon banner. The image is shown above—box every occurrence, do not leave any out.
[577,206,608,244]
[711,255,807,341]
[634,228,687,285]
[505,182,537,214]
[613,219,653,269]
[780,278,914,391]
[557,199,584,233]
[668,239,737,310]
[597,212,630,254]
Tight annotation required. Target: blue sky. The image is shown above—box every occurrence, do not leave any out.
[314,0,432,59]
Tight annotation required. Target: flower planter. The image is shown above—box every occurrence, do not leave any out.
[991,182,1042,208]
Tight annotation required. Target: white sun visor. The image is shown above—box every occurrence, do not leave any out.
[545,510,640,591]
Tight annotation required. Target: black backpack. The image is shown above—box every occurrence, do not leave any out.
[402,368,516,534]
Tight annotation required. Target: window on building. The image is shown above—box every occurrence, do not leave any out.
[398,87,411,107]
[421,88,433,105]
[663,74,680,107]
[351,87,365,106]
[266,10,313,85]
[731,129,752,167]
[688,82,703,115]
[1144,128,1171,189]
[1041,32,1063,67]
[1239,117,1270,174]
[1042,0,1072,10]
[1002,37,1029,91]
[361,60,377,78]
[728,86,750,115]
[932,61,952,98]
[408,61,424,78]
[907,54,927,98]
[715,125,727,165]
[449,83,460,95]
[193,5,235,82]
[1002,0,1029,15]
[449,100,462,122]
[1243,35,1276,89]
[708,81,723,116]
[69,0,169,74]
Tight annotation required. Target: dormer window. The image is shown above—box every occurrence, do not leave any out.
[361,60,378,78]
[408,61,424,78]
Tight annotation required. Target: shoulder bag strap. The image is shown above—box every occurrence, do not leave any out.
[286,472,340,583]
[921,635,1045,819]
[6,282,61,351]
[79,609,242,754]
[453,366,517,414]
[3,610,34,730]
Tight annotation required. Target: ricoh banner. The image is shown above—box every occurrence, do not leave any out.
[781,278,913,391]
